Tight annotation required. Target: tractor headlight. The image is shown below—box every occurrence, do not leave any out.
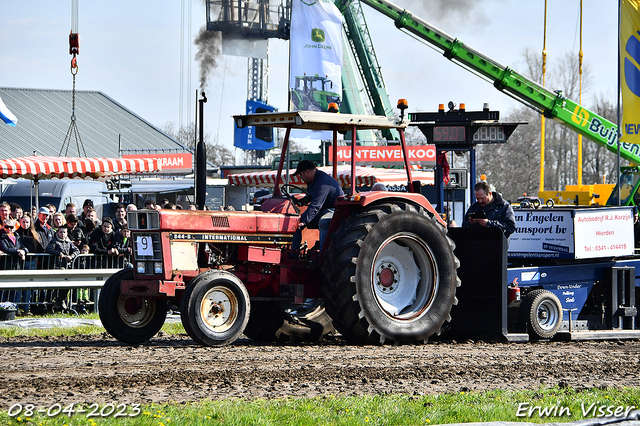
[136,262,146,274]
[154,262,163,274]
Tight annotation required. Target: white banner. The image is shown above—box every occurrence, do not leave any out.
[289,0,343,114]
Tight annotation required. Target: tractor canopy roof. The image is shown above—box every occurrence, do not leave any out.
[233,111,407,133]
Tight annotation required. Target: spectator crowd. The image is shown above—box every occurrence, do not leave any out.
[0,199,135,315]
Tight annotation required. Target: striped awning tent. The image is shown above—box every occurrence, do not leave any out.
[0,156,162,180]
[228,165,434,188]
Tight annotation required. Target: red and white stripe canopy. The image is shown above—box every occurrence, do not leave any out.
[0,156,162,180]
[228,165,434,188]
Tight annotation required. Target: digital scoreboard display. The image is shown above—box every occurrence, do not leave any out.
[473,126,506,142]
[433,126,466,142]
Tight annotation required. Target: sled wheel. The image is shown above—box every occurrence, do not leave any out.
[243,299,334,343]
[322,202,460,344]
[521,289,562,340]
[180,270,250,346]
[98,268,167,344]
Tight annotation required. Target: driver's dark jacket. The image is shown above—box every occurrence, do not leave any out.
[299,170,344,225]
[462,192,517,238]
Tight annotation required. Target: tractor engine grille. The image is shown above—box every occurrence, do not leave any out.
[211,216,230,228]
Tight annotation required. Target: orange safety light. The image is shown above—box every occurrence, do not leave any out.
[397,99,408,109]
[328,103,339,113]
[438,103,445,112]
[460,103,466,111]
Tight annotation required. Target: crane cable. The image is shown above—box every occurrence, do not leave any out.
[61,0,86,157]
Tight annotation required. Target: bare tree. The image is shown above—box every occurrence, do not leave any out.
[476,48,614,200]
[162,122,234,167]
[582,94,623,185]
[476,106,540,202]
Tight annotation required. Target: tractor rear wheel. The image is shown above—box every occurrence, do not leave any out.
[322,202,460,344]
[98,268,167,344]
[180,270,250,346]
[243,299,334,342]
[520,289,562,340]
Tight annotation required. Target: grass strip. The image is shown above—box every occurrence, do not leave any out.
[0,386,638,426]
[0,313,185,337]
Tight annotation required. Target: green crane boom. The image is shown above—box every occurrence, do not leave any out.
[352,0,640,165]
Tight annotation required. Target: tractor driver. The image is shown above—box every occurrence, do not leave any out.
[463,181,516,240]
[290,160,344,255]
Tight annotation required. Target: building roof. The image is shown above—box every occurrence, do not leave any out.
[0,87,189,159]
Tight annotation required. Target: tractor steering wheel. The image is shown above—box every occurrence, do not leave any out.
[280,184,310,205]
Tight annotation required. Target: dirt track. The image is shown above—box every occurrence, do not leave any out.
[0,334,639,410]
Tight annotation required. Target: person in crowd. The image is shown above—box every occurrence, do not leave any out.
[45,225,80,267]
[0,219,28,304]
[88,217,119,268]
[34,207,54,251]
[82,207,100,238]
[18,213,43,255]
[463,181,516,239]
[16,214,40,315]
[290,160,344,255]
[76,243,91,269]
[9,203,23,222]
[112,203,127,233]
[78,199,94,224]
[160,198,170,208]
[114,225,132,267]
[51,212,66,232]
[45,204,56,227]
[189,204,197,211]
[64,203,77,217]
[126,204,137,212]
[66,214,86,247]
[76,244,91,307]
[30,205,37,218]
[163,203,176,209]
[33,207,55,311]
[144,199,155,209]
[0,203,11,224]
[46,225,80,311]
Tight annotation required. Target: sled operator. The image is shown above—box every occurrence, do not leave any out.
[463,181,516,239]
[290,160,344,254]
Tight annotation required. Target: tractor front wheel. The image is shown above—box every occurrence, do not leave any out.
[180,270,250,346]
[322,202,460,344]
[98,269,167,344]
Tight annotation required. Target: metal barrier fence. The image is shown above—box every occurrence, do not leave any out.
[0,253,127,314]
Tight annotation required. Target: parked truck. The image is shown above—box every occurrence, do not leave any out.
[99,103,461,346]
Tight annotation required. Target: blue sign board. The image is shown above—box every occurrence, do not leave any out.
[234,100,276,151]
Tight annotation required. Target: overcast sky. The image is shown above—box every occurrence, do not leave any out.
[1,1,619,156]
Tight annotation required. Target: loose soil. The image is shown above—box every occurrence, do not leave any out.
[0,333,638,410]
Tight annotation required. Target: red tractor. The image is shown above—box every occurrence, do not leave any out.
[98,101,460,346]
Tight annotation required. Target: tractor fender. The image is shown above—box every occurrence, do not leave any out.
[334,192,444,226]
